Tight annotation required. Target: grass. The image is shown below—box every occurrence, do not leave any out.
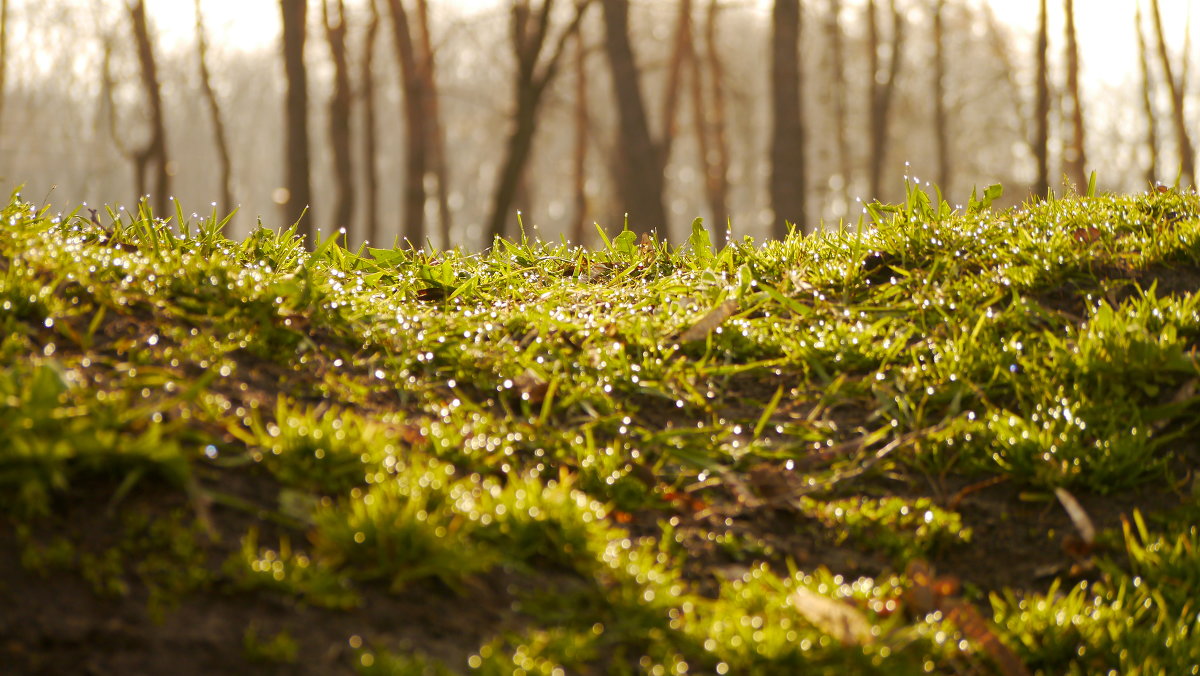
[1,183,1199,674]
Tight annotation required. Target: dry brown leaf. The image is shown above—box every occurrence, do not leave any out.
[905,560,1030,676]
[946,475,1009,510]
[791,587,874,646]
[1054,487,1095,545]
[638,232,657,262]
[393,423,426,446]
[677,300,739,344]
[945,598,1031,676]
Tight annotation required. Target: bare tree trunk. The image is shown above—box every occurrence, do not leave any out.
[386,0,428,244]
[600,0,666,235]
[827,0,851,207]
[1033,0,1050,198]
[514,162,533,231]
[868,0,879,188]
[128,0,170,216]
[1149,0,1196,187]
[508,0,537,229]
[360,0,382,245]
[280,0,314,243]
[932,0,950,191]
[489,3,541,243]
[323,0,355,235]
[701,0,731,233]
[658,0,692,171]
[685,1,730,231]
[771,0,805,238]
[867,0,904,201]
[687,31,715,222]
[487,0,592,243]
[0,0,8,135]
[1182,6,1193,89]
[1136,2,1160,186]
[415,0,454,248]
[100,38,130,157]
[571,30,590,244]
[1062,0,1087,191]
[193,0,234,217]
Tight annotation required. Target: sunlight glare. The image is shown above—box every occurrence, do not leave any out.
[148,0,1195,93]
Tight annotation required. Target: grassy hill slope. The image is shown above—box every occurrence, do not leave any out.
[2,185,1199,674]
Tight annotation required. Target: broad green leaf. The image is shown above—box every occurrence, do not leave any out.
[688,218,713,267]
[612,229,638,257]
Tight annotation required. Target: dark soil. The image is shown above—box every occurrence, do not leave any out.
[0,471,526,676]
[1035,261,1200,319]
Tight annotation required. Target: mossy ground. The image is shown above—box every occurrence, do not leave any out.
[2,184,1199,674]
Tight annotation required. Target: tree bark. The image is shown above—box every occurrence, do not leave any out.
[509,0,539,228]
[1136,2,1160,186]
[280,0,314,243]
[827,0,851,207]
[323,0,355,235]
[1062,0,1087,191]
[658,0,692,172]
[867,0,904,201]
[700,0,731,234]
[128,0,170,216]
[571,30,590,244]
[688,1,731,230]
[600,0,666,236]
[193,0,234,217]
[770,0,805,238]
[1033,0,1050,198]
[1149,0,1196,187]
[687,28,716,222]
[385,0,428,245]
[932,0,950,191]
[100,38,130,158]
[487,0,592,243]
[1182,7,1193,91]
[0,0,8,135]
[360,0,382,245]
[414,0,454,248]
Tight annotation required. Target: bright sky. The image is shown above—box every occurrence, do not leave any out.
[155,0,1193,91]
[996,0,1193,89]
[155,0,496,52]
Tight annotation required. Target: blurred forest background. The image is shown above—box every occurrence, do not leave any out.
[0,0,1195,249]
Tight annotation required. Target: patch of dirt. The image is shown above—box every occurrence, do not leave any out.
[650,440,1196,606]
[1035,261,1200,319]
[1129,261,1200,298]
[0,472,525,676]
[930,476,1187,593]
